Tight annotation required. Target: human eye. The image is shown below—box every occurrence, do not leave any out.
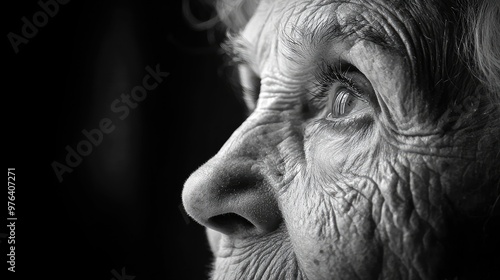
[308,62,374,123]
[325,85,369,119]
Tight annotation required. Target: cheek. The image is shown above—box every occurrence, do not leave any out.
[279,166,384,279]
[279,130,385,278]
[282,122,448,278]
[310,136,348,168]
[306,122,378,175]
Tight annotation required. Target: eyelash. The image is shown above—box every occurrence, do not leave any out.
[309,62,364,108]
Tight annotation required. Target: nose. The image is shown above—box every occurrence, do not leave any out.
[182,152,282,238]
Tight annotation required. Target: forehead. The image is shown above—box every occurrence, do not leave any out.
[243,0,420,46]
[235,0,442,76]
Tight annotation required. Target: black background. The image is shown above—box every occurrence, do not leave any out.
[3,0,245,279]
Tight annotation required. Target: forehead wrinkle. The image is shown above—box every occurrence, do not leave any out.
[235,0,437,85]
[353,0,420,81]
[278,1,406,67]
[344,0,455,90]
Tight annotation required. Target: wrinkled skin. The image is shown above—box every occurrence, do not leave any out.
[182,0,500,279]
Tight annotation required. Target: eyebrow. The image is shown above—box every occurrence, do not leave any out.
[221,12,405,67]
[287,14,404,59]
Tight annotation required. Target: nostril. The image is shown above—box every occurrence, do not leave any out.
[208,213,255,235]
[183,159,282,237]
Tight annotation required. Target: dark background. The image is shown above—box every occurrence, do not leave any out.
[3,0,245,279]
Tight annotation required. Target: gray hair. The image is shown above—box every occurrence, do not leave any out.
[463,0,500,102]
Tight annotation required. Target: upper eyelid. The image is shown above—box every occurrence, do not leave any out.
[222,34,373,103]
[311,62,365,98]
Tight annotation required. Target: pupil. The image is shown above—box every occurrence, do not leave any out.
[345,96,354,110]
[336,89,352,116]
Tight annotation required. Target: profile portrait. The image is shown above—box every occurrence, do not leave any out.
[5,0,498,279]
[182,0,500,279]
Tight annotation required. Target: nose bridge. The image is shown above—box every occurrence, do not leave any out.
[219,112,284,160]
[215,111,300,189]
[182,111,294,237]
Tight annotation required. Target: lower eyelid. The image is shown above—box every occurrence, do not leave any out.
[306,116,374,139]
[325,102,372,120]
[324,114,374,131]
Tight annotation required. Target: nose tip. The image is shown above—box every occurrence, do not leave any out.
[182,157,281,238]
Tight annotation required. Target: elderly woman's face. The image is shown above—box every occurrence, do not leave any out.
[183,0,496,279]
